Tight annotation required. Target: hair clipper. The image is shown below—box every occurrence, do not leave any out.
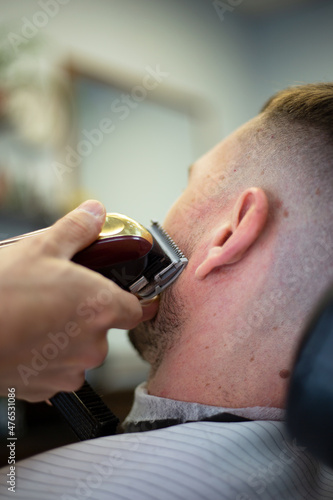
[0,213,188,299]
[72,213,188,299]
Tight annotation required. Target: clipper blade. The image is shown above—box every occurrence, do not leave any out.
[129,222,188,299]
[150,222,187,261]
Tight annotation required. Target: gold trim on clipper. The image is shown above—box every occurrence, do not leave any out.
[99,213,153,244]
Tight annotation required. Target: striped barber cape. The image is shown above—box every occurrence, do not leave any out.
[1,419,333,500]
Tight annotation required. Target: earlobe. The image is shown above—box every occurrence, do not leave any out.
[195,188,269,280]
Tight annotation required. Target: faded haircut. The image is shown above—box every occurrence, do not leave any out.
[212,83,333,338]
[218,82,333,218]
[257,82,333,219]
[261,82,333,136]
[254,83,333,329]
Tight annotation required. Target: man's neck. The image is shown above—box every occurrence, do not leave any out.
[147,331,288,409]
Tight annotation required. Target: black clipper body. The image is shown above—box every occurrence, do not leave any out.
[72,214,188,299]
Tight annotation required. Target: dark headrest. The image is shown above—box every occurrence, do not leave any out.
[286,285,333,469]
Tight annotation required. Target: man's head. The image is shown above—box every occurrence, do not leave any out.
[129,82,333,409]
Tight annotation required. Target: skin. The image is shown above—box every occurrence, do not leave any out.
[0,200,158,402]
[130,117,302,409]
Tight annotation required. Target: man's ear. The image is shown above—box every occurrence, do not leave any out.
[195,187,269,280]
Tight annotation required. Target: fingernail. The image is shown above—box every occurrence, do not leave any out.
[140,296,159,306]
[77,200,105,218]
[141,296,159,321]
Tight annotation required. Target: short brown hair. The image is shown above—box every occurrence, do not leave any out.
[261,82,333,136]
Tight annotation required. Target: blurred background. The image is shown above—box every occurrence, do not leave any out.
[0,0,332,461]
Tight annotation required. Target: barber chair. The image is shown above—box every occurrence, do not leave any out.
[286,285,333,469]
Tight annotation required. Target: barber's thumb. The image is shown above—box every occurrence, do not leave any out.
[49,200,106,258]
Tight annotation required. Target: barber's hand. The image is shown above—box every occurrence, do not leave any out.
[0,200,158,402]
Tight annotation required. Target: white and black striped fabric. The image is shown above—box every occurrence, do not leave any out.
[1,420,333,499]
